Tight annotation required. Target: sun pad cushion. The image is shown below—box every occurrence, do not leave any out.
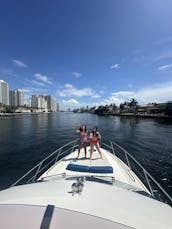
[89,166,113,173]
[66,164,90,172]
[66,164,113,174]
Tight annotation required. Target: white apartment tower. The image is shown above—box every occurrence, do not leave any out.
[30,94,58,112]
[45,95,57,112]
[0,80,9,105]
[30,95,47,111]
[56,102,60,112]
[30,95,39,108]
[9,89,24,107]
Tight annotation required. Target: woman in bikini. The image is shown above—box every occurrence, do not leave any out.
[76,125,88,159]
[90,126,103,160]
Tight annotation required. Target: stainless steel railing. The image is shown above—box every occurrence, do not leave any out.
[11,139,78,187]
[11,139,172,206]
[102,141,172,205]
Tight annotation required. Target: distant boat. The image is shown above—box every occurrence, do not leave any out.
[0,139,172,228]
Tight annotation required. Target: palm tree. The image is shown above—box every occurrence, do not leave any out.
[129,98,138,114]
[119,103,124,114]
[129,98,138,107]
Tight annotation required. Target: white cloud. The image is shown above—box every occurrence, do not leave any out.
[62,99,80,105]
[110,64,120,70]
[24,78,46,87]
[34,73,52,85]
[104,91,134,106]
[22,87,44,100]
[103,81,172,106]
[22,87,46,94]
[0,67,16,76]
[60,98,81,110]
[134,82,172,103]
[12,59,28,68]
[158,63,172,71]
[22,88,33,93]
[57,84,100,98]
[103,96,125,106]
[59,81,172,109]
[60,99,104,110]
[111,91,134,97]
[31,80,45,86]
[72,72,82,78]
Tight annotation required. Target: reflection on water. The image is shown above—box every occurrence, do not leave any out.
[0,113,172,195]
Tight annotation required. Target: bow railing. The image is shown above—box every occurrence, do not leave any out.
[101,140,172,206]
[10,139,172,206]
[11,139,78,187]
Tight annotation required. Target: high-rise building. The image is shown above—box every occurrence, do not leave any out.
[45,95,57,112]
[30,94,58,112]
[38,95,47,110]
[17,89,24,106]
[9,90,17,107]
[30,95,39,108]
[30,95,47,110]
[0,80,9,105]
[9,89,24,107]
[56,102,60,112]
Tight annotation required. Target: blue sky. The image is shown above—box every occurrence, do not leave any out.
[1,0,172,109]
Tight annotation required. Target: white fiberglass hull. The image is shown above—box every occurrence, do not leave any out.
[0,142,172,229]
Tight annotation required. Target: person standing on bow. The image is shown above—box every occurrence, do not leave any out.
[76,125,88,159]
[90,126,103,160]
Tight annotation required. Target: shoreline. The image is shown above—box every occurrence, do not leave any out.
[1,112,172,121]
[0,112,53,117]
[95,113,172,120]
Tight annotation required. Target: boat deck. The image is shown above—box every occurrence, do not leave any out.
[1,144,172,229]
[39,146,148,193]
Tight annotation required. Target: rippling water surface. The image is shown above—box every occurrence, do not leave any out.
[0,113,172,197]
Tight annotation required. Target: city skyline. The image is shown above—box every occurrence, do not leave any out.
[0,79,58,112]
[1,1,172,110]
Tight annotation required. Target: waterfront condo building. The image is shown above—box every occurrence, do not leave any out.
[0,80,9,105]
[30,95,47,111]
[45,95,57,112]
[56,102,60,112]
[9,89,24,107]
[30,94,58,112]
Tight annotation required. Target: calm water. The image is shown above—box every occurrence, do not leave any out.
[0,113,172,197]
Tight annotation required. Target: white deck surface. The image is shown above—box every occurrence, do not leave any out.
[39,146,148,193]
[0,177,172,229]
[0,204,134,229]
[0,146,172,228]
